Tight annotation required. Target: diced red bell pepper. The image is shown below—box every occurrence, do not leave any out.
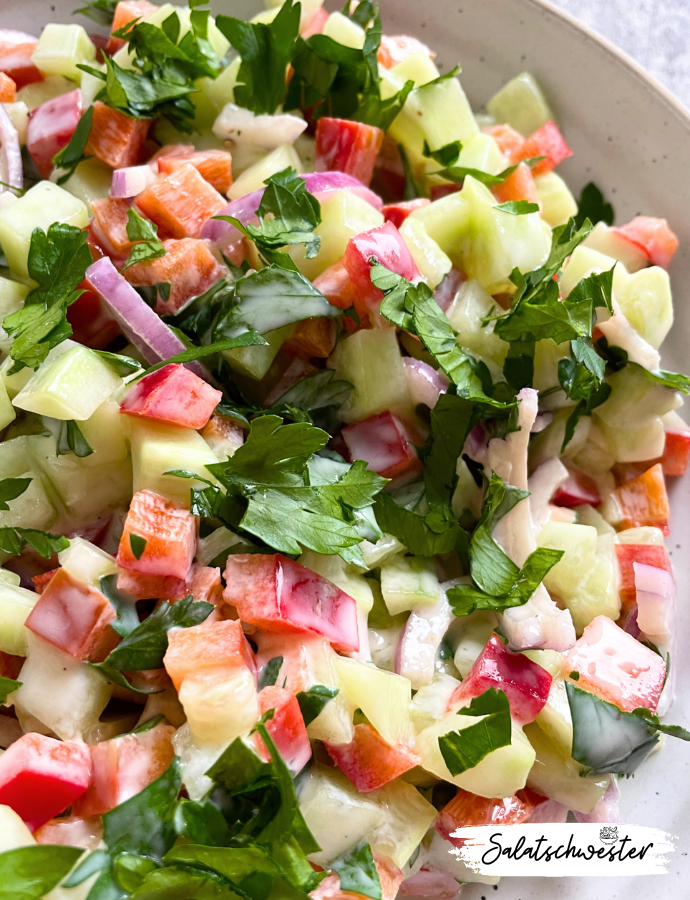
[312,260,357,312]
[436,787,542,847]
[343,221,421,325]
[282,317,337,360]
[377,34,434,69]
[483,123,526,158]
[564,614,666,712]
[164,618,256,692]
[325,723,420,792]
[447,634,552,725]
[429,183,461,202]
[552,465,601,509]
[398,866,461,899]
[135,163,227,240]
[117,490,197,580]
[342,411,421,479]
[611,216,679,269]
[301,5,328,39]
[0,32,43,88]
[512,120,572,177]
[657,429,690,477]
[27,89,82,179]
[0,650,23,679]
[123,236,226,315]
[120,362,222,430]
[117,569,188,601]
[156,147,233,195]
[67,280,120,350]
[315,117,385,188]
[107,0,158,54]
[31,567,59,594]
[223,554,360,652]
[382,198,431,229]
[612,463,670,535]
[73,720,175,816]
[187,564,223,606]
[254,685,312,773]
[90,197,137,263]
[25,569,118,663]
[491,161,538,204]
[253,632,333,694]
[0,71,16,102]
[615,542,672,608]
[86,101,150,169]
[0,733,91,832]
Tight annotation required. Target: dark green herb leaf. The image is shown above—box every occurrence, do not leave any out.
[631,362,690,395]
[73,0,117,26]
[99,573,140,638]
[354,78,414,131]
[53,105,94,184]
[258,656,284,690]
[0,527,69,559]
[174,800,232,847]
[439,688,512,775]
[275,369,353,412]
[423,139,462,168]
[575,182,614,230]
[54,419,94,458]
[122,209,166,271]
[494,200,540,215]
[296,684,338,726]
[0,675,21,703]
[129,533,147,560]
[331,843,382,900]
[0,476,31,511]
[343,0,375,28]
[141,331,267,377]
[0,845,84,900]
[94,349,143,377]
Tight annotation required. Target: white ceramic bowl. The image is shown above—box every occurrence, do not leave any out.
[6,1,690,897]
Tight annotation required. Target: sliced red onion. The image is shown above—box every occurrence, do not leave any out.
[619,603,641,639]
[403,357,449,409]
[573,776,622,824]
[111,165,157,199]
[213,102,308,149]
[462,422,487,464]
[0,104,22,194]
[526,798,570,824]
[201,171,383,245]
[634,561,675,644]
[396,592,453,690]
[85,257,210,380]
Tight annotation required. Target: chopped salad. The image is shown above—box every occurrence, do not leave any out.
[0,1,688,897]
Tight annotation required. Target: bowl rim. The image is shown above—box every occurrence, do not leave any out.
[523,0,690,132]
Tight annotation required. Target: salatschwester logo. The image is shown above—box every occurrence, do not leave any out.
[448,823,676,877]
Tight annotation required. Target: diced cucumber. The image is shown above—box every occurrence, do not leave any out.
[534,677,573,752]
[199,57,241,112]
[616,526,666,545]
[594,365,681,431]
[0,807,35,852]
[13,346,123,420]
[322,11,366,48]
[538,522,598,599]
[302,641,356,746]
[0,380,15,431]
[334,655,414,746]
[410,191,470,257]
[299,550,375,613]
[0,356,32,399]
[14,633,112,741]
[0,275,29,354]
[196,526,244,567]
[0,568,21,587]
[416,712,536,798]
[389,50,440,87]
[597,417,668,464]
[78,399,130,467]
[329,327,415,425]
[31,24,96,83]
[288,189,384,280]
[616,266,673,350]
[58,537,118,587]
[582,222,648,273]
[80,62,106,108]
[228,144,303,200]
[560,245,616,295]
[0,580,39,655]
[529,407,592,470]
[173,723,229,801]
[0,436,57,533]
[380,555,441,615]
[369,779,438,868]
[179,665,260,745]
[532,338,567,397]
[486,72,553,137]
[223,325,294,381]
[0,182,89,280]
[577,504,616,535]
[521,648,564,678]
[446,278,507,368]
[399,217,452,289]
[571,423,617,475]
[360,534,405,570]
[129,418,219,506]
[16,76,75,112]
[51,159,113,207]
[535,172,578,227]
[452,610,499,678]
[300,766,384,867]
[3,102,29,145]
[410,672,462,731]
[524,721,609,813]
[456,132,506,176]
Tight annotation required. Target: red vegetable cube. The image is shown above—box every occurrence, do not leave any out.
[254,685,312,773]
[564,614,666,712]
[612,463,670,535]
[223,554,360,652]
[615,542,672,608]
[0,71,16,102]
[342,411,421,479]
[429,183,461,202]
[659,429,690,477]
[343,221,421,325]
[0,36,43,89]
[315,117,385,188]
[73,720,175,816]
[282,317,337,359]
[436,787,541,847]
[31,568,59,594]
[491,161,538,204]
[164,618,256,692]
[254,632,334,694]
[377,34,434,69]
[90,197,137,263]
[187,564,223,606]
[301,5,328,38]
[325,722,420,792]
[513,120,572,177]
[312,260,357,312]
[86,101,150,169]
[123,237,226,315]
[483,123,525,158]
[0,733,91,832]
[107,0,158,54]
[67,280,120,350]
[156,147,233,195]
[382,198,431,229]
[447,634,552,725]
[552,465,601,509]
[116,570,188,601]
[25,569,118,663]
[120,363,222,430]
[117,490,197,579]
[611,216,679,269]
[135,163,227,239]
[27,89,82,179]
